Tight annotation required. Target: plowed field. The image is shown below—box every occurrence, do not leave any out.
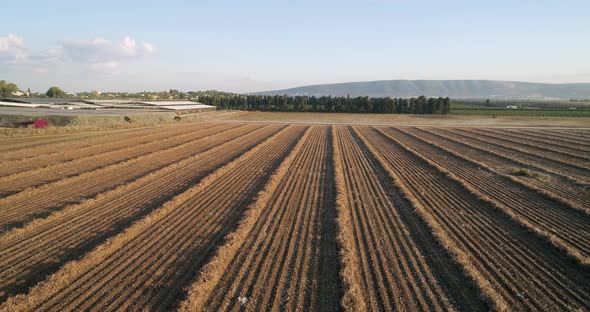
[1,122,588,311]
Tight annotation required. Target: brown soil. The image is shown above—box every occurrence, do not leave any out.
[0,121,588,311]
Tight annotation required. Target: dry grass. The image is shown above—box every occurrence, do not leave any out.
[331,126,369,311]
[508,167,537,177]
[408,128,588,215]
[376,127,589,265]
[427,127,589,192]
[179,126,311,311]
[0,121,587,310]
[442,128,590,184]
[353,126,509,311]
[0,125,300,311]
[222,111,590,128]
[0,124,255,231]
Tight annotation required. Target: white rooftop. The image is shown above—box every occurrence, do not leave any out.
[88,99,139,104]
[0,101,42,108]
[137,101,201,106]
[159,104,216,110]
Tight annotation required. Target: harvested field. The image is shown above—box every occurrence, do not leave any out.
[0,121,588,311]
[469,129,590,171]
[481,128,590,160]
[412,128,590,213]
[181,126,340,311]
[381,127,590,263]
[0,123,237,196]
[443,128,590,183]
[502,129,590,151]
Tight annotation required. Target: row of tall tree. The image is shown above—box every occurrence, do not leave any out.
[198,94,451,114]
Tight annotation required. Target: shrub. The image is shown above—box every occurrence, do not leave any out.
[509,167,537,178]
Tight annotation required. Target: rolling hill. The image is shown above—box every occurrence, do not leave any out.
[256,80,590,99]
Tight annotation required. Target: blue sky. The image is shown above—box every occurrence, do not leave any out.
[1,0,589,93]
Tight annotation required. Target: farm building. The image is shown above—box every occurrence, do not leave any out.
[1,97,72,105]
[83,100,216,113]
[0,98,101,110]
[1,98,215,113]
[134,101,216,113]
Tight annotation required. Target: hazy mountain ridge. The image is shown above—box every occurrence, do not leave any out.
[256,80,590,99]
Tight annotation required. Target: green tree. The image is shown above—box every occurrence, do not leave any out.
[46,86,67,98]
[409,98,416,114]
[434,97,443,114]
[0,80,19,97]
[442,97,451,114]
[427,97,436,114]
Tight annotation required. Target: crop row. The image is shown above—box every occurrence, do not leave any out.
[470,129,590,169]
[501,128,590,152]
[442,128,590,183]
[0,123,236,196]
[0,123,198,161]
[0,124,588,311]
[332,126,485,311]
[480,128,590,161]
[0,124,262,232]
[414,128,590,213]
[356,126,589,310]
[451,108,590,117]
[0,124,285,301]
[181,126,341,311]
[1,125,306,311]
[381,127,590,263]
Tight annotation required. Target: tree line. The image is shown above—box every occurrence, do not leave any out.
[0,80,69,98]
[198,94,451,114]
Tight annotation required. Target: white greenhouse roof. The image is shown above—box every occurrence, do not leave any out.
[159,104,216,110]
[137,101,201,106]
[0,101,42,108]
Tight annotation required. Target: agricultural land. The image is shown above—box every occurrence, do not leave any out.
[0,115,588,311]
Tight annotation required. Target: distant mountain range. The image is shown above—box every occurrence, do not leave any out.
[255,80,590,99]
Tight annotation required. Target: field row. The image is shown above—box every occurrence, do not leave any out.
[1,123,588,311]
[451,108,590,117]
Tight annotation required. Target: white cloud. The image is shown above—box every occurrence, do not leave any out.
[59,36,155,71]
[120,36,138,56]
[142,42,155,54]
[1,35,155,73]
[90,61,121,73]
[0,34,26,62]
[0,34,24,51]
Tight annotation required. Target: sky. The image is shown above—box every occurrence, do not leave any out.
[1,0,589,93]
